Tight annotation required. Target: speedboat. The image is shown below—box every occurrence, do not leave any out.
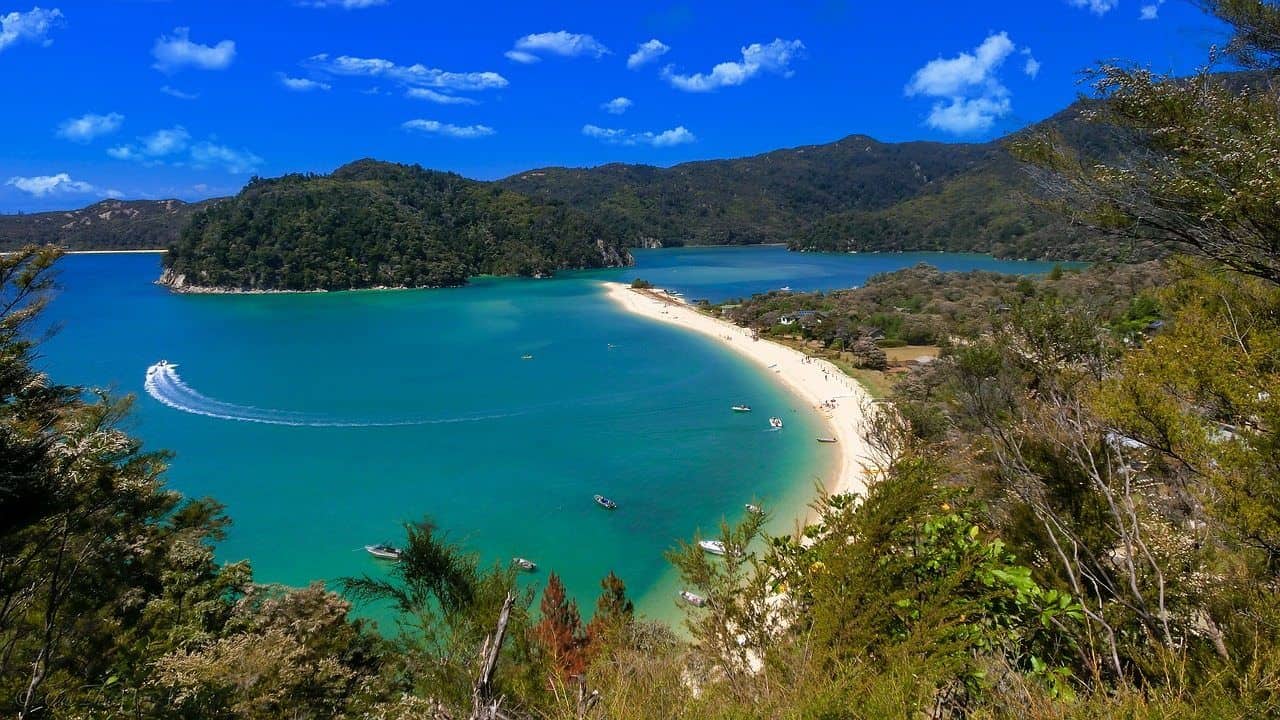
[698,539,727,556]
[679,590,708,607]
[512,557,537,572]
[731,405,752,412]
[779,286,792,292]
[365,544,402,561]
[521,354,534,360]
[769,416,784,429]
[594,494,618,510]
[816,436,838,444]
[745,503,762,514]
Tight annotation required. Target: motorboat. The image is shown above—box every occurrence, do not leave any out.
[512,557,537,572]
[679,590,707,607]
[816,436,839,444]
[731,405,752,412]
[521,354,534,360]
[698,539,727,556]
[769,417,784,429]
[594,494,618,510]
[745,503,762,514]
[365,544,402,561]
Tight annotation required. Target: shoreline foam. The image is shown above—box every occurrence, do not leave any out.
[601,281,877,522]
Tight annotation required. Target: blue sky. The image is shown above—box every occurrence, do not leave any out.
[1,0,1228,212]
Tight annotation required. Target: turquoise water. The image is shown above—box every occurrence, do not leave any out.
[37,247,1065,623]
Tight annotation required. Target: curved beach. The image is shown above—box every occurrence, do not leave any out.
[602,281,878,511]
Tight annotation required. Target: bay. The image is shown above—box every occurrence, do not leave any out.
[38,246,1066,624]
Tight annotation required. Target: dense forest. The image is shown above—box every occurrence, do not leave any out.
[0,198,216,251]
[499,103,1133,261]
[4,1,1280,717]
[160,160,633,291]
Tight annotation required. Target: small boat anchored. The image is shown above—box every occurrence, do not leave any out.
[521,354,534,360]
[679,590,708,607]
[745,503,763,514]
[698,539,728,556]
[594,494,619,510]
[512,557,537,572]
[816,436,838,444]
[365,544,403,561]
[769,416,784,429]
[731,405,752,413]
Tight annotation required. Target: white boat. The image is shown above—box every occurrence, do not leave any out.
[364,544,402,561]
[731,405,752,412]
[769,416,784,429]
[779,286,792,292]
[148,359,176,375]
[745,503,762,514]
[679,590,708,607]
[512,557,537,572]
[521,354,534,360]
[594,494,619,510]
[698,539,727,556]
[816,436,838,444]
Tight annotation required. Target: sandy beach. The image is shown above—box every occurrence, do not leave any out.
[602,281,879,512]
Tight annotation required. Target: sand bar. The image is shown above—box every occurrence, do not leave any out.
[601,282,879,511]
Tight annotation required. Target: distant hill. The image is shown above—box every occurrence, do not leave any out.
[160,160,632,292]
[0,95,1151,267]
[0,198,218,252]
[497,99,1144,261]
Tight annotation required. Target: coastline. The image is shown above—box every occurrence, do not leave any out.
[66,249,167,255]
[600,281,878,523]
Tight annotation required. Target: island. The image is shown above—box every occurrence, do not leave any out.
[159,160,633,292]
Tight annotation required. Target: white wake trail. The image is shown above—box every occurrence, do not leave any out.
[143,362,517,428]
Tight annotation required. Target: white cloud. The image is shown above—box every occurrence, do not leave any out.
[402,119,495,138]
[906,32,1015,97]
[6,173,96,197]
[663,38,804,92]
[307,53,508,91]
[0,7,63,53]
[160,85,199,100]
[296,0,387,7]
[56,112,124,142]
[906,32,1023,134]
[141,127,191,156]
[504,50,539,64]
[1021,48,1041,79]
[189,142,263,173]
[1140,0,1163,19]
[601,96,632,114]
[1068,0,1119,15]
[406,87,477,104]
[152,27,236,72]
[508,31,609,62]
[107,127,260,172]
[581,124,695,147]
[278,73,331,91]
[626,39,669,69]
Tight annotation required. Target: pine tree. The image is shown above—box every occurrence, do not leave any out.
[585,571,634,653]
[533,572,586,679]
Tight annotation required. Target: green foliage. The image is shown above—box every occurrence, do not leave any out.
[162,160,632,291]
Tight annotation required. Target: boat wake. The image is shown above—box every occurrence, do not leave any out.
[143,362,518,428]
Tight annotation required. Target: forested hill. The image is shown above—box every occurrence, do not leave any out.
[160,160,633,292]
[499,99,1138,261]
[0,198,217,251]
